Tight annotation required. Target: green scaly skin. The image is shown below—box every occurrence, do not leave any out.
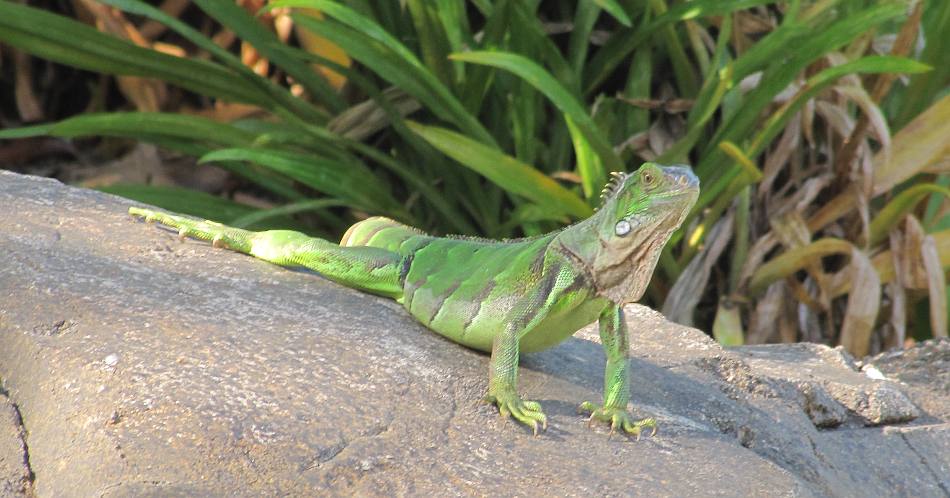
[129,162,699,437]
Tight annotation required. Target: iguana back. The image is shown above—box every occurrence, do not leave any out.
[340,216,604,352]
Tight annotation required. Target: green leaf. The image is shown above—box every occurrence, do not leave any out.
[565,115,604,200]
[749,238,854,297]
[0,112,254,145]
[407,121,592,219]
[594,0,632,27]
[450,50,621,188]
[199,148,402,216]
[407,0,455,87]
[568,1,603,76]
[712,300,745,346]
[869,184,950,246]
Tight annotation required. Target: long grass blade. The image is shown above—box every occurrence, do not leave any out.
[450,50,622,186]
[407,121,592,219]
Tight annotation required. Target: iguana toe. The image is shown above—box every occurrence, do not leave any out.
[485,389,548,435]
[579,402,656,440]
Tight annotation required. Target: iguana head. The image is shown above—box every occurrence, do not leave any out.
[563,162,699,304]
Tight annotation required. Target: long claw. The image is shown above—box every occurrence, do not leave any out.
[581,402,657,440]
[485,388,548,435]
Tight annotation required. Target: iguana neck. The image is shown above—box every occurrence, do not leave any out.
[553,204,672,305]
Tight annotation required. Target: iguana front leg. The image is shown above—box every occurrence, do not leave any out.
[483,324,547,435]
[579,304,657,438]
[482,261,585,435]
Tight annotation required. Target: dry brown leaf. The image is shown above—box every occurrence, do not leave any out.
[615,131,651,159]
[186,102,266,122]
[827,226,950,298]
[152,42,186,58]
[838,247,881,357]
[738,71,762,93]
[139,0,190,40]
[238,0,270,75]
[616,96,694,114]
[901,216,930,289]
[885,280,907,350]
[734,10,774,34]
[647,120,676,158]
[77,0,166,111]
[792,174,833,214]
[549,171,583,184]
[921,235,948,338]
[739,232,777,291]
[802,98,816,147]
[834,85,891,157]
[329,87,421,141]
[888,224,907,348]
[13,48,42,121]
[759,111,801,198]
[294,8,352,90]
[815,100,855,140]
[70,144,172,187]
[772,210,838,310]
[924,157,950,176]
[798,278,825,343]
[663,212,735,326]
[874,93,950,196]
[274,9,293,42]
[748,281,797,344]
[771,210,811,247]
[805,95,950,237]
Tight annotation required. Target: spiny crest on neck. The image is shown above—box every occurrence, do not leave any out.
[595,171,628,210]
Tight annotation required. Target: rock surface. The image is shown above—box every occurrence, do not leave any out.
[1,170,948,497]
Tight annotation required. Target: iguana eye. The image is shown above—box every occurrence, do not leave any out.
[615,219,631,237]
[641,170,655,186]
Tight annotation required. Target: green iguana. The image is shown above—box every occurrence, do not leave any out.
[129,162,698,437]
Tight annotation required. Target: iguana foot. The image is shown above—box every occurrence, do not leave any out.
[483,388,547,436]
[578,402,656,440]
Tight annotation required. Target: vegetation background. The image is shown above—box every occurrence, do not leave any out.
[1,0,948,356]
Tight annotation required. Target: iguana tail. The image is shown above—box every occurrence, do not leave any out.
[129,207,406,299]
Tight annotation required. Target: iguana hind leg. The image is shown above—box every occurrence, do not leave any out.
[130,207,405,299]
[340,216,426,251]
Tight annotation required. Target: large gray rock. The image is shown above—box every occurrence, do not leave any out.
[1,170,948,497]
